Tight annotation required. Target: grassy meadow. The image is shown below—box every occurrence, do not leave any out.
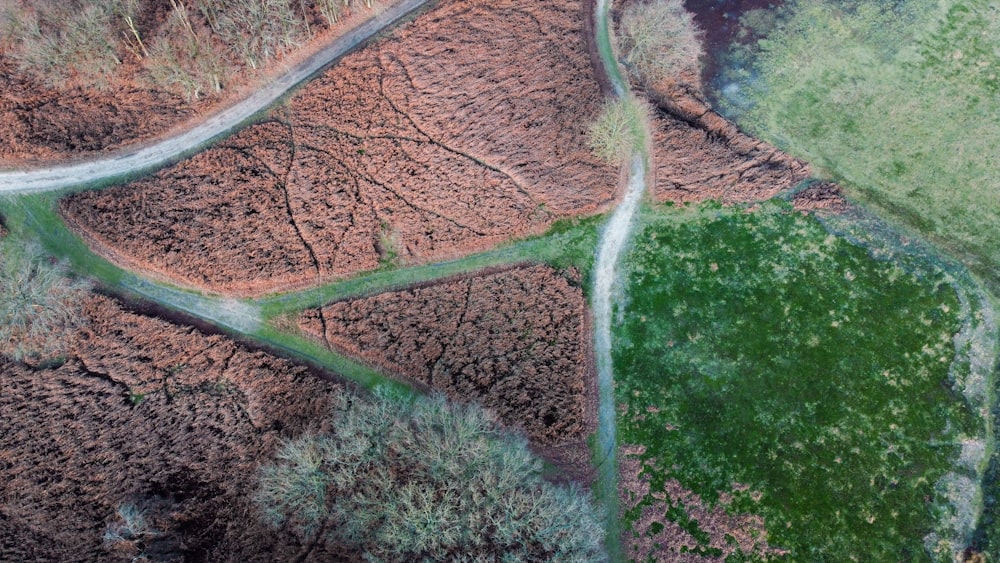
[719,0,1000,290]
[614,201,983,560]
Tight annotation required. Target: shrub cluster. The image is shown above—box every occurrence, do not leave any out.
[619,0,704,88]
[0,242,89,364]
[255,391,607,561]
[588,94,649,165]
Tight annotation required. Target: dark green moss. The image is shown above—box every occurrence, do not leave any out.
[615,201,974,559]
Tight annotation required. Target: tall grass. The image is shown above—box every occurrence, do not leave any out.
[0,241,89,364]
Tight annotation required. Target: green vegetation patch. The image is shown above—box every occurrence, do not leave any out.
[588,94,650,165]
[614,201,978,559]
[720,0,1000,289]
[258,213,603,318]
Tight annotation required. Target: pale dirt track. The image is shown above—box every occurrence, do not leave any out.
[0,0,429,194]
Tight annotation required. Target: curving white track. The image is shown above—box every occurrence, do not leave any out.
[0,0,428,193]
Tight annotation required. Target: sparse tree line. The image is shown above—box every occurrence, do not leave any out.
[0,0,381,99]
[588,0,701,165]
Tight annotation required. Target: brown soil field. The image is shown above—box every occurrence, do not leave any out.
[60,0,617,296]
[0,293,359,562]
[0,1,391,165]
[298,264,595,449]
[0,57,193,162]
[648,97,810,205]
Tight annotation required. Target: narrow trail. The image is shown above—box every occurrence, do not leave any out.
[593,155,646,559]
[0,0,429,193]
[589,0,651,558]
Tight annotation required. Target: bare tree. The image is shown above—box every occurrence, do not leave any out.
[620,0,704,88]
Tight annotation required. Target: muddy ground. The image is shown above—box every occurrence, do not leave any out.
[0,56,194,163]
[61,0,616,296]
[298,264,595,452]
[0,293,359,562]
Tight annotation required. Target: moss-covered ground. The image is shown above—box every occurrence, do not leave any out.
[614,201,980,560]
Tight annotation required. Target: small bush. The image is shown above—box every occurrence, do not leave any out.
[0,242,89,364]
[103,503,153,546]
[620,0,704,88]
[255,391,607,561]
[588,94,649,165]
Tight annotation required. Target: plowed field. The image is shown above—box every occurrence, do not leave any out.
[61,0,616,296]
[298,265,593,446]
[0,294,355,561]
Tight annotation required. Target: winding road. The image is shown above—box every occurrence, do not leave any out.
[0,0,429,193]
[589,0,650,558]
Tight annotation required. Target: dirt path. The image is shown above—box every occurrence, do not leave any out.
[588,0,650,558]
[0,0,430,193]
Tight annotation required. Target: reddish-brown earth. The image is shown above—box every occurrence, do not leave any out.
[619,444,786,562]
[648,97,811,205]
[298,264,595,449]
[60,0,617,296]
[0,1,390,165]
[0,293,358,561]
[0,57,194,162]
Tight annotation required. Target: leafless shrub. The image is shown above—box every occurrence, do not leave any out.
[620,0,704,88]
[588,94,650,165]
[0,242,89,365]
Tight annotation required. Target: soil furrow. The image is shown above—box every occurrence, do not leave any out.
[279,120,323,278]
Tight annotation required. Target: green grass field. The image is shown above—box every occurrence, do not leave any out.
[614,201,982,560]
[720,0,1000,291]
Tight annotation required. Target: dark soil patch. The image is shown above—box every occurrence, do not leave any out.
[681,0,785,90]
[790,181,848,213]
[0,293,358,561]
[60,0,616,297]
[298,264,594,448]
